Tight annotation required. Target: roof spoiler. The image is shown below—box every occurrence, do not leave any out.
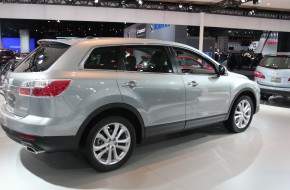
[37,39,71,46]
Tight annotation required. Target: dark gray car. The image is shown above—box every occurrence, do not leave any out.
[0,38,260,172]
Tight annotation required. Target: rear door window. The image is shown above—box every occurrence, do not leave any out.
[84,46,119,70]
[14,43,70,72]
[259,56,290,69]
[122,46,173,73]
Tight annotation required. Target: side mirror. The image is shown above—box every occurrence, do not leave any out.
[218,65,226,75]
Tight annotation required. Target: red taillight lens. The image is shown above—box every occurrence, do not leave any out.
[254,71,265,79]
[32,80,71,97]
[19,133,36,141]
[19,80,71,97]
[19,88,31,96]
[288,78,290,82]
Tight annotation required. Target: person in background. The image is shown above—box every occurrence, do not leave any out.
[251,53,263,68]
[236,52,243,70]
[124,48,137,71]
[227,53,236,71]
[243,53,252,69]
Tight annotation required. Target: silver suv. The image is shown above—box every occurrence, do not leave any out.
[254,54,290,100]
[0,38,260,172]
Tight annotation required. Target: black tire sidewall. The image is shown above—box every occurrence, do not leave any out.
[85,116,136,172]
[261,93,270,101]
[226,96,254,133]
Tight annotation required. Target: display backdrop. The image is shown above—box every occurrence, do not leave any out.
[1,37,35,53]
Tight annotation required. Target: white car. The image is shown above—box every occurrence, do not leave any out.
[254,54,290,100]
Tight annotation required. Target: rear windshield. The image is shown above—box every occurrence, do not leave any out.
[0,51,12,56]
[259,56,290,69]
[14,43,70,72]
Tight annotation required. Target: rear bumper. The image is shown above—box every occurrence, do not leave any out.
[258,83,290,96]
[0,103,81,152]
[261,88,290,96]
[0,102,81,136]
[1,125,78,152]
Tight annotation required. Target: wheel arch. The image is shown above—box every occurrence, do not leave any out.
[226,88,257,120]
[77,103,145,147]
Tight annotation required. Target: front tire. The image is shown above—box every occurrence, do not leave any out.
[224,96,254,133]
[85,116,136,172]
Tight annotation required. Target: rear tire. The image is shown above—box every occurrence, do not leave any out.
[85,116,136,172]
[261,93,270,101]
[224,96,254,133]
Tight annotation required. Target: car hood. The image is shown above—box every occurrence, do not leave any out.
[227,71,249,80]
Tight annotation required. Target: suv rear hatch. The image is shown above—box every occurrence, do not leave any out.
[256,55,290,88]
[2,41,70,117]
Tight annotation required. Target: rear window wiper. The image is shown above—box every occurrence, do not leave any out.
[262,65,279,69]
[24,47,44,72]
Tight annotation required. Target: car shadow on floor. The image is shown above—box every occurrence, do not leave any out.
[19,123,263,189]
[261,96,290,109]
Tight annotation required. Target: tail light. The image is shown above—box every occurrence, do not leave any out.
[254,71,265,79]
[288,78,290,82]
[19,133,36,141]
[19,80,71,97]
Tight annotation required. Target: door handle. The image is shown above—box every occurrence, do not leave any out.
[187,81,198,87]
[122,81,138,88]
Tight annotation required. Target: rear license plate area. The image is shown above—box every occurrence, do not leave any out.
[271,77,281,83]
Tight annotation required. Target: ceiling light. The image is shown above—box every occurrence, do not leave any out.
[179,3,183,9]
[189,5,193,10]
[138,0,143,5]
[94,0,99,3]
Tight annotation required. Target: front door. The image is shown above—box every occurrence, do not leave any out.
[172,47,231,126]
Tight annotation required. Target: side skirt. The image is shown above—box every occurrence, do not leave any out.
[145,114,227,137]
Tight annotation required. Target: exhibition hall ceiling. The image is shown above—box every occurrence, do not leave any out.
[149,0,223,4]
[240,0,290,11]
[149,0,290,12]
[0,1,288,40]
[1,0,289,13]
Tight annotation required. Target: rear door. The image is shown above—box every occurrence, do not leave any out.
[117,45,186,134]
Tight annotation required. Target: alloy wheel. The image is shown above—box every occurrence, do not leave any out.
[234,100,252,129]
[92,122,131,165]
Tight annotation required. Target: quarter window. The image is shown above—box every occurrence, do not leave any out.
[122,46,173,73]
[84,46,119,70]
[173,47,215,75]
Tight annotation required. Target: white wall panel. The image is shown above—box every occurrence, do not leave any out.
[1,4,290,32]
[204,14,290,32]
